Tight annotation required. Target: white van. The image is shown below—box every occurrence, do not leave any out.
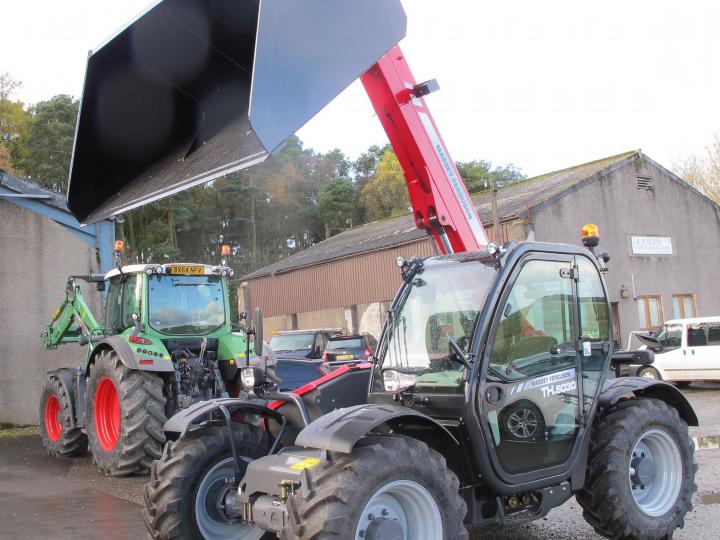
[634,317,720,386]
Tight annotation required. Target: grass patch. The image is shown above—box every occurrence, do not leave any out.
[0,422,31,430]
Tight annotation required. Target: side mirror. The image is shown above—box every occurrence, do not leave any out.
[253,308,263,357]
[652,345,664,353]
[78,334,89,346]
[96,281,106,292]
[240,311,248,321]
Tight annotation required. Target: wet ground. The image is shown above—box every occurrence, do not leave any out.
[1,383,719,539]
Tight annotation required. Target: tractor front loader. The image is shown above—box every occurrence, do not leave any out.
[63,0,698,538]
[39,252,269,476]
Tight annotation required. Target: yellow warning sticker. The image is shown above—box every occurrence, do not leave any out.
[289,458,321,471]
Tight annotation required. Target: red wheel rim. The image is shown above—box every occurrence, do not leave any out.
[44,395,62,442]
[94,377,120,451]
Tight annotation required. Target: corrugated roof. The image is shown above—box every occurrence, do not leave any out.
[243,150,640,279]
[0,169,70,212]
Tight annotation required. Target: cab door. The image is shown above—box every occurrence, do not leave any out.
[480,254,583,478]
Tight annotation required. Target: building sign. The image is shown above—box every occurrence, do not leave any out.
[630,236,673,255]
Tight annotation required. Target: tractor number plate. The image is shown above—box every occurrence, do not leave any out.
[169,265,204,275]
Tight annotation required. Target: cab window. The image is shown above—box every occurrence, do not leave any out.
[489,259,576,381]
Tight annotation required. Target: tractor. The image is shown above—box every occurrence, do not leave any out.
[60,0,698,537]
[39,242,269,475]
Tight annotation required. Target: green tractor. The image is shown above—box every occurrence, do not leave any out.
[39,249,263,475]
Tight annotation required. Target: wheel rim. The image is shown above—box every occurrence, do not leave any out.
[628,428,683,516]
[507,408,539,439]
[355,480,443,540]
[640,369,659,379]
[195,457,264,540]
[94,377,120,451]
[44,395,62,442]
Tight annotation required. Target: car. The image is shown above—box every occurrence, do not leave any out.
[632,316,720,386]
[322,333,377,365]
[269,329,342,360]
[274,358,329,392]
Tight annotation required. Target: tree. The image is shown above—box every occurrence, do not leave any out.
[22,95,79,193]
[360,149,409,221]
[316,178,355,238]
[674,134,720,204]
[456,160,525,193]
[0,73,31,174]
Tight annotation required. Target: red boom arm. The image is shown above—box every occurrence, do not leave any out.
[361,45,488,254]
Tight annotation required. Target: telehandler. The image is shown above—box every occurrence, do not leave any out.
[63,1,698,538]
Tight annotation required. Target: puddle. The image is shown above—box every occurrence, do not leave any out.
[699,493,720,505]
[692,436,720,450]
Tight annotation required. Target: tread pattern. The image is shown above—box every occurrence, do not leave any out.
[143,425,268,539]
[88,349,167,475]
[39,374,88,457]
[576,397,697,540]
[282,435,468,540]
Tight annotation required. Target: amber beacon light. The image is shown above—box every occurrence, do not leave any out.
[581,224,600,248]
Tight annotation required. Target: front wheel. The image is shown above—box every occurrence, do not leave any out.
[637,366,662,380]
[283,436,467,539]
[143,425,268,540]
[577,398,696,539]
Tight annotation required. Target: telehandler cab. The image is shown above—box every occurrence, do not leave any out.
[63,0,698,537]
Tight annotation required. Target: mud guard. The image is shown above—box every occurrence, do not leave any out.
[89,335,175,375]
[163,397,283,439]
[295,403,459,453]
[598,377,698,426]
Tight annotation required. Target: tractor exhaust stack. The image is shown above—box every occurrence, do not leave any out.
[67,0,406,224]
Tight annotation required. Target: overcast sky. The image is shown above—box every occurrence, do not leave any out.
[3,0,719,177]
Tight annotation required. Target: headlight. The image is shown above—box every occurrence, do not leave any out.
[155,266,163,274]
[145,267,154,275]
[241,367,256,389]
[241,367,266,390]
[383,369,418,393]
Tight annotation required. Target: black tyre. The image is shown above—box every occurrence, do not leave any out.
[637,366,662,380]
[577,398,696,539]
[283,435,467,540]
[499,400,546,441]
[143,425,268,540]
[39,373,87,457]
[87,349,167,475]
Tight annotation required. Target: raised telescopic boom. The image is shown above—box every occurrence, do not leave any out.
[66,0,487,254]
[41,276,104,348]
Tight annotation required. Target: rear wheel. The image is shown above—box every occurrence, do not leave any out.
[637,366,662,380]
[143,425,268,540]
[282,436,467,539]
[39,374,87,457]
[87,349,167,475]
[577,398,696,539]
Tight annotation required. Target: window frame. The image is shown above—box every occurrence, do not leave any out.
[636,295,664,331]
[672,293,697,319]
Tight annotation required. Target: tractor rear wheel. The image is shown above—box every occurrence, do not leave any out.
[577,398,696,539]
[39,374,87,457]
[87,349,167,475]
[143,425,268,540]
[282,435,467,540]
